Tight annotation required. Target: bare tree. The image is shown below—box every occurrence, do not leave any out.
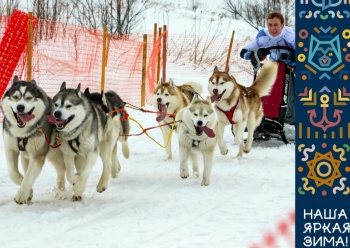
[0,0,21,16]
[27,0,72,40]
[71,0,150,37]
[223,0,295,31]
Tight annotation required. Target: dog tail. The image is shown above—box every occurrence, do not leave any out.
[121,140,130,159]
[251,60,278,97]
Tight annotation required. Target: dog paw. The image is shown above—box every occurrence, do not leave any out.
[111,165,121,178]
[96,184,107,193]
[14,193,32,204]
[193,171,199,179]
[180,171,189,179]
[164,154,172,161]
[219,146,229,155]
[201,179,210,186]
[243,148,250,153]
[71,195,82,201]
[14,189,33,204]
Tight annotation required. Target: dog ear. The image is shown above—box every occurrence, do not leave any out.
[30,80,37,85]
[84,87,90,97]
[169,78,175,88]
[191,93,199,103]
[76,83,82,98]
[60,82,66,91]
[13,75,19,84]
[214,66,219,73]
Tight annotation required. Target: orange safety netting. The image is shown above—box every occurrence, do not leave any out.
[0,10,37,99]
[0,11,253,121]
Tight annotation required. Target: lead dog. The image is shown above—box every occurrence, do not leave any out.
[1,76,65,204]
[49,82,120,201]
[152,78,202,160]
[208,60,278,157]
[175,96,217,186]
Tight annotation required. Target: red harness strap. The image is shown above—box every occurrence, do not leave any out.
[216,99,239,125]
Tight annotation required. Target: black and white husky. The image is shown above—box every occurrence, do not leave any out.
[1,76,65,204]
[49,82,128,201]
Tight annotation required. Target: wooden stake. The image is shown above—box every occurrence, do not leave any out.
[157,27,162,83]
[101,24,107,92]
[225,30,235,72]
[141,34,147,107]
[162,25,167,83]
[27,12,33,81]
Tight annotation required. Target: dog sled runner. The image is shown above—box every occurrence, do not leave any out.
[232,46,295,144]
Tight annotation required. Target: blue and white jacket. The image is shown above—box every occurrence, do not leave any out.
[240,26,295,61]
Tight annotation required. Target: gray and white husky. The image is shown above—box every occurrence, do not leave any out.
[175,96,218,186]
[1,76,65,204]
[83,88,130,177]
[49,82,126,201]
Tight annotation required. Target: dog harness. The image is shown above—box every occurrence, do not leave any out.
[216,99,240,125]
[17,137,28,151]
[68,137,80,153]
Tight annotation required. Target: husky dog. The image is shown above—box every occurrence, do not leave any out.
[48,82,120,201]
[208,60,278,157]
[175,96,217,186]
[1,76,65,204]
[84,88,130,177]
[152,78,202,160]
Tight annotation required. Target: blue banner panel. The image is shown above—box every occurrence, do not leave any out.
[296,1,350,247]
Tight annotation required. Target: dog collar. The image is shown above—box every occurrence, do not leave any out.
[216,99,240,125]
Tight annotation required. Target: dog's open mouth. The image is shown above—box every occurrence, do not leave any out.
[156,103,169,122]
[193,122,216,138]
[13,108,35,128]
[210,90,226,103]
[47,114,75,131]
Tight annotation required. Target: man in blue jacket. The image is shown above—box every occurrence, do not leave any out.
[240,11,295,62]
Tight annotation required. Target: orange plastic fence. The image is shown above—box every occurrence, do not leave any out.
[0,11,253,121]
[0,10,37,99]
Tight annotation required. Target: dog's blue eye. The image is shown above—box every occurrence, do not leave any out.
[12,96,19,100]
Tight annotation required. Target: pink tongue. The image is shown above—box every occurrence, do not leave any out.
[156,104,167,122]
[210,94,220,103]
[199,126,215,138]
[18,113,35,123]
[47,114,66,125]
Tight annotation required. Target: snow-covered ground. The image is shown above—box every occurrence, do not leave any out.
[0,105,295,247]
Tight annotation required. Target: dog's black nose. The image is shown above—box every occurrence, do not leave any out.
[54,111,62,119]
[17,104,25,113]
[213,89,218,94]
[157,98,162,103]
[197,121,203,126]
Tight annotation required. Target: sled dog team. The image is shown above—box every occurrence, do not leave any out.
[1,60,278,204]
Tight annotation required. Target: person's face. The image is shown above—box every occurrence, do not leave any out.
[267,17,284,37]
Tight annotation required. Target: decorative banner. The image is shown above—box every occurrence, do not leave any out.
[296,1,350,247]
